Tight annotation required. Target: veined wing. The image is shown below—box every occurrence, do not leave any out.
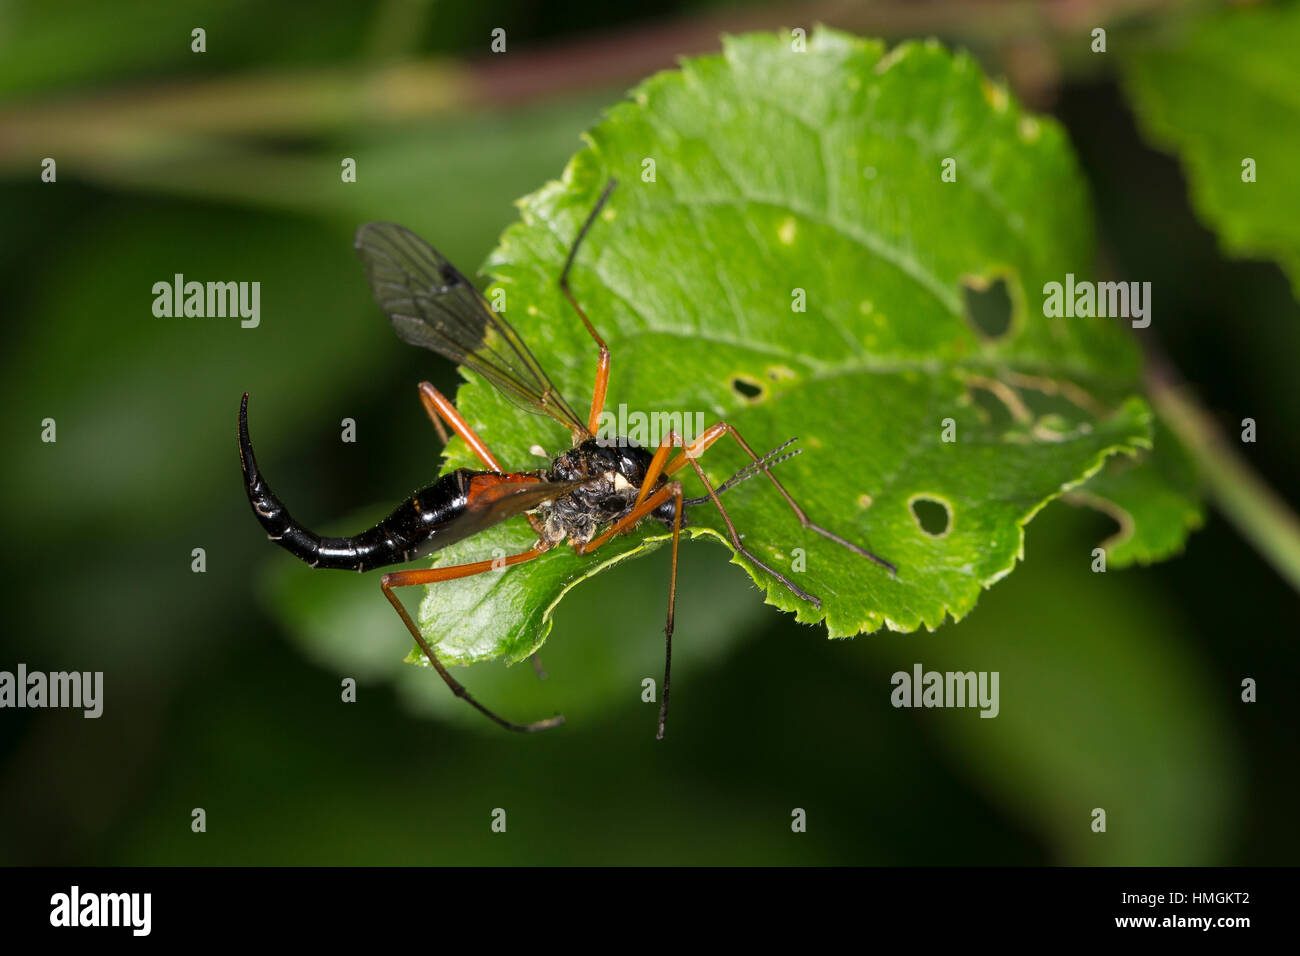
[430,474,587,550]
[355,222,589,437]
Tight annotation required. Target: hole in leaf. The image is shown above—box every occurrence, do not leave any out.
[968,387,1006,424]
[962,276,1013,340]
[910,496,952,537]
[730,375,766,402]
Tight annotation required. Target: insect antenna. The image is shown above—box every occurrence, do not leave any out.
[682,437,802,505]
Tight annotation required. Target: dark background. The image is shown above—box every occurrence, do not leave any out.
[1,0,1296,864]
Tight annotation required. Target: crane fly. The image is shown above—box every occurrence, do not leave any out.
[238,180,896,738]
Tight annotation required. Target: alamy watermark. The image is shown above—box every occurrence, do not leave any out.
[595,403,707,454]
[891,663,999,718]
[0,664,102,718]
[152,274,260,328]
[1042,273,1150,328]
[50,886,150,936]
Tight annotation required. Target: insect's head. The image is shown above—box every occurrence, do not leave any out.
[549,437,652,488]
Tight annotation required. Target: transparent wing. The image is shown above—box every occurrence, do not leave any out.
[429,477,587,551]
[355,221,588,437]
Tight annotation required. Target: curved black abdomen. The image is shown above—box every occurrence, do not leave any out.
[238,394,483,572]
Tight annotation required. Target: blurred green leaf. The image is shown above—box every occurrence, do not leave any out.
[1123,2,1300,299]
[265,510,770,732]
[1069,419,1204,568]
[412,28,1154,666]
[0,203,384,537]
[0,0,373,98]
[868,503,1238,865]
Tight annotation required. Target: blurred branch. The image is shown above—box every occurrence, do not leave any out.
[1144,350,1300,593]
[0,61,472,168]
[0,0,1189,176]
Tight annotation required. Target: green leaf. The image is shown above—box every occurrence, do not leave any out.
[1123,3,1300,298]
[1068,420,1204,568]
[263,514,770,731]
[408,28,1153,667]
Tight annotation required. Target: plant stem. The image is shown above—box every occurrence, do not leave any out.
[1145,358,1300,592]
[0,0,1183,173]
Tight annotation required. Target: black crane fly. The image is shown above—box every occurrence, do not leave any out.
[238,180,895,738]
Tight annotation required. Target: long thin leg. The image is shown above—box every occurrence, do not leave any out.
[658,484,682,739]
[576,480,679,554]
[682,437,802,505]
[620,429,824,604]
[574,478,685,739]
[417,381,502,472]
[637,432,800,507]
[420,380,551,542]
[382,547,564,733]
[666,421,896,574]
[579,448,822,736]
[529,654,548,680]
[559,179,618,436]
[420,390,449,445]
[680,454,822,608]
[633,429,682,509]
